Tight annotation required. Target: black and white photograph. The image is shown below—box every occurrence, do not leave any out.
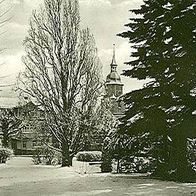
[0,0,195,195]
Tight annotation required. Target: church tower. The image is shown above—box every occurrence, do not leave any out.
[105,44,124,98]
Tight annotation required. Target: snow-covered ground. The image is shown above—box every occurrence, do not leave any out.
[0,157,77,187]
[0,157,195,196]
[72,157,102,174]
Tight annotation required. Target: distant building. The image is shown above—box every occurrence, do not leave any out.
[10,102,46,155]
[104,44,125,117]
[0,102,44,155]
[105,44,124,98]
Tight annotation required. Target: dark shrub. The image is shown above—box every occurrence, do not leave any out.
[101,150,112,173]
[119,156,155,173]
[0,148,13,164]
[188,139,196,171]
[32,146,61,165]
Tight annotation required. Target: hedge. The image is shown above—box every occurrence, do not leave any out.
[0,148,13,164]
[75,151,102,162]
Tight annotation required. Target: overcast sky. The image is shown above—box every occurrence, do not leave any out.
[0,0,144,107]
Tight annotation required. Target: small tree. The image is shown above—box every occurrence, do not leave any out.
[94,98,117,172]
[19,0,102,166]
[0,107,22,148]
[0,102,36,148]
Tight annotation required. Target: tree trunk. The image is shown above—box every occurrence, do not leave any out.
[101,150,112,173]
[152,133,196,182]
[61,141,72,167]
[169,134,196,182]
[152,161,170,180]
[152,134,171,179]
[117,158,120,173]
[2,131,9,148]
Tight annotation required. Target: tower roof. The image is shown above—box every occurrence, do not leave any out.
[106,72,121,83]
[106,44,123,85]
[111,44,117,65]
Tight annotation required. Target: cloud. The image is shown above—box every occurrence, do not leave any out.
[80,0,111,7]
[0,97,19,108]
[12,0,21,5]
[80,0,143,7]
[0,52,24,76]
[108,0,143,5]
[79,0,139,50]
[0,52,23,105]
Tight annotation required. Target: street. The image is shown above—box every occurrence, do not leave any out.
[0,157,195,196]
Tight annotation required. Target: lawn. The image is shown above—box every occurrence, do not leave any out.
[0,157,195,196]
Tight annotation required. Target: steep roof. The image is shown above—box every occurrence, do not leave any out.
[105,44,123,86]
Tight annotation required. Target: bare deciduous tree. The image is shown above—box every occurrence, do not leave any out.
[18,0,103,166]
[0,1,17,146]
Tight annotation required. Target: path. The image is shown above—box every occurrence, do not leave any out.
[0,157,195,196]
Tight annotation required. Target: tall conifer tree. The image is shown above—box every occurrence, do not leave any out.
[119,0,196,182]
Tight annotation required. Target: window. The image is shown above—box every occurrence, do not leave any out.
[23,141,27,148]
[33,141,36,147]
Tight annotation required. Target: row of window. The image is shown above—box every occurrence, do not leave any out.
[22,141,37,148]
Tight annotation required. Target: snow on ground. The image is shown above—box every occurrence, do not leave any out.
[72,157,102,174]
[0,157,195,196]
[0,157,78,187]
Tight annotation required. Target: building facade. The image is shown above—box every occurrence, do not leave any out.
[0,102,44,155]
[11,103,46,155]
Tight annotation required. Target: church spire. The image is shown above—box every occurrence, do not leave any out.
[105,44,124,98]
[111,44,117,65]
